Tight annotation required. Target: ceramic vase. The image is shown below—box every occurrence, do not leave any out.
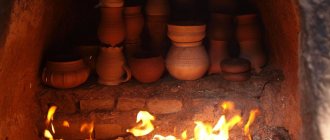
[129,52,165,83]
[208,13,234,41]
[146,15,168,55]
[166,23,209,80]
[124,6,144,56]
[208,40,229,74]
[236,14,261,41]
[42,59,90,89]
[146,0,169,16]
[96,47,131,85]
[98,7,125,47]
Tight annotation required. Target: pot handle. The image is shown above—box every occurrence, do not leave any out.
[121,65,132,82]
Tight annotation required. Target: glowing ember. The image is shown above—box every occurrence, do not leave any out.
[80,121,94,140]
[62,121,70,128]
[127,111,156,136]
[127,101,260,140]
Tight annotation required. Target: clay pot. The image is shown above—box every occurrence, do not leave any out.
[98,7,125,46]
[146,0,169,16]
[239,41,266,73]
[77,45,99,72]
[166,42,209,80]
[99,0,124,7]
[222,71,250,82]
[208,0,237,14]
[208,40,229,74]
[146,15,168,55]
[96,47,131,85]
[221,58,251,73]
[42,58,90,89]
[236,14,261,41]
[168,23,206,44]
[124,6,144,44]
[208,13,234,41]
[129,52,165,83]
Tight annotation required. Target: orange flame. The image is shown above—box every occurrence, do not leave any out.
[127,111,155,136]
[44,130,54,140]
[62,121,70,128]
[44,106,57,140]
[80,121,94,140]
[244,109,260,140]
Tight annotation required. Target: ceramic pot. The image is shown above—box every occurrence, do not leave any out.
[166,42,209,80]
[236,14,261,41]
[42,59,90,89]
[124,6,144,44]
[208,40,229,74]
[129,52,165,83]
[99,0,124,7]
[98,7,125,46]
[168,23,206,44]
[221,58,251,73]
[96,47,131,85]
[222,71,250,82]
[239,41,266,73]
[77,45,99,72]
[146,15,168,55]
[146,0,169,16]
[208,0,237,14]
[208,13,234,41]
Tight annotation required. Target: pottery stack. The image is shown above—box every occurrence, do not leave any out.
[145,0,169,56]
[166,23,209,80]
[236,14,266,73]
[207,13,233,74]
[124,5,144,57]
[98,0,125,47]
[221,58,251,82]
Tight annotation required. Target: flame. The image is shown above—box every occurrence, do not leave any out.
[44,130,54,140]
[44,106,57,140]
[127,111,155,136]
[181,130,187,140]
[244,109,260,140]
[221,101,235,113]
[62,121,70,128]
[80,121,94,140]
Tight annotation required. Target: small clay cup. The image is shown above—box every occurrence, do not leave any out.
[222,71,251,82]
[167,22,206,43]
[129,52,165,83]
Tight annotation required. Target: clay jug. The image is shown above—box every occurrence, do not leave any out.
[96,47,132,85]
[124,6,144,44]
[42,58,90,89]
[208,40,229,74]
[146,0,169,16]
[166,23,209,80]
[236,14,261,41]
[208,0,237,14]
[146,15,168,55]
[128,52,165,83]
[208,13,234,41]
[98,7,125,46]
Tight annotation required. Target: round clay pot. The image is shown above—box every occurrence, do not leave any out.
[208,13,234,41]
[77,45,99,72]
[166,44,209,80]
[129,52,165,83]
[167,23,206,44]
[146,0,169,16]
[42,58,90,89]
[146,15,168,55]
[208,0,237,14]
[99,0,124,7]
[124,6,144,44]
[96,47,131,85]
[208,40,229,74]
[222,71,251,82]
[221,58,251,73]
[98,7,125,46]
[236,14,261,41]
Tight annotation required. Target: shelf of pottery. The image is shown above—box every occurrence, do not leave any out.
[41,0,267,89]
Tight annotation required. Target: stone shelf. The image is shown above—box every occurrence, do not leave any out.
[38,68,286,139]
